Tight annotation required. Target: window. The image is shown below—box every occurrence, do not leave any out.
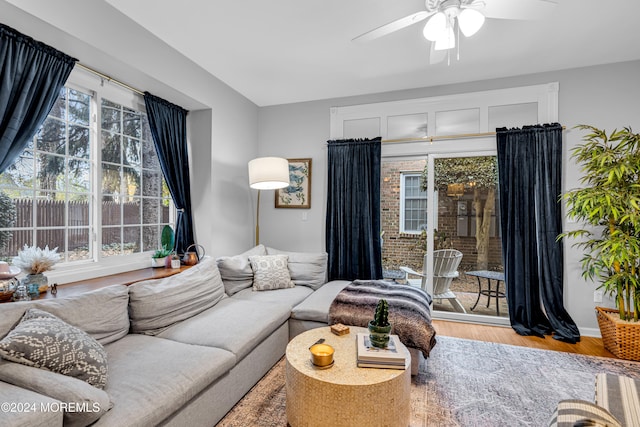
[400,173,427,233]
[0,80,172,266]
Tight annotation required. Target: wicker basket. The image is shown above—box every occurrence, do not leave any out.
[596,306,640,361]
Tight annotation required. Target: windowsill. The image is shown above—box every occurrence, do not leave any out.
[35,265,192,301]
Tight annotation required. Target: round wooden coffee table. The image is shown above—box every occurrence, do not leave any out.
[285,326,410,427]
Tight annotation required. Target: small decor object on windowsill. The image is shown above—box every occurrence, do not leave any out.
[12,245,61,296]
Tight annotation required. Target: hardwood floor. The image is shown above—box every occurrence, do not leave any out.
[433,319,616,358]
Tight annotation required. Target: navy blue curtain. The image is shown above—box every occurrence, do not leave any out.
[326,137,383,281]
[496,123,580,343]
[143,92,194,255]
[0,23,76,174]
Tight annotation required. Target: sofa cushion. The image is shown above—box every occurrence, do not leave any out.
[96,334,235,427]
[0,381,63,427]
[0,360,112,427]
[596,373,640,427]
[158,298,291,360]
[128,257,226,335]
[232,285,313,310]
[290,280,351,322]
[0,285,130,346]
[216,244,266,295]
[249,254,295,291]
[548,399,621,427]
[266,247,328,290]
[0,308,108,389]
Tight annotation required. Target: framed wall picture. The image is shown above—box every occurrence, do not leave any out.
[275,158,312,209]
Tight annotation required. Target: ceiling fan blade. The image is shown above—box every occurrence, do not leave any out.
[352,11,433,42]
[476,0,558,20]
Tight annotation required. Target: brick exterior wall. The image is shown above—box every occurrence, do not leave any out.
[381,159,503,272]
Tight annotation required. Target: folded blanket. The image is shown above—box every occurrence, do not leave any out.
[328,280,437,358]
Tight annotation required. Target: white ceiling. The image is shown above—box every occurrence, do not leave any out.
[105,0,640,107]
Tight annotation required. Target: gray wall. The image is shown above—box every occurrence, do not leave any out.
[258,60,640,335]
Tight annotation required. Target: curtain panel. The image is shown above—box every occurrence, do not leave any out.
[325,137,383,281]
[0,23,77,174]
[143,92,194,255]
[496,123,580,343]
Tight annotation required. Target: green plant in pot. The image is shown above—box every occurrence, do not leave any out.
[368,299,392,348]
[151,225,175,268]
[561,125,640,322]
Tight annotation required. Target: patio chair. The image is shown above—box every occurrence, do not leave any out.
[399,249,466,313]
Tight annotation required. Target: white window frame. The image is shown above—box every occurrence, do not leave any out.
[400,172,428,234]
[35,67,174,284]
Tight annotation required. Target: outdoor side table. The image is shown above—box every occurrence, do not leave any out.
[466,270,506,316]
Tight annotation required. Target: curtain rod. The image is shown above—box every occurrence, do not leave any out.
[75,63,145,96]
[382,126,566,144]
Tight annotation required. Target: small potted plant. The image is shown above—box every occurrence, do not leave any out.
[151,225,175,268]
[368,299,392,348]
[560,125,640,360]
[12,245,61,295]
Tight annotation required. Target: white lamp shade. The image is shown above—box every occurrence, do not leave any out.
[423,12,446,41]
[458,8,485,37]
[434,26,456,50]
[248,157,290,190]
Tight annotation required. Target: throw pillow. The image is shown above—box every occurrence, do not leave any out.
[249,254,295,291]
[217,244,267,295]
[549,399,621,427]
[0,308,108,389]
[266,247,328,290]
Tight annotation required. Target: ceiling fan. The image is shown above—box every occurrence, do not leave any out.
[353,0,557,63]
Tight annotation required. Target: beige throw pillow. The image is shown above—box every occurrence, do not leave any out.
[249,254,295,291]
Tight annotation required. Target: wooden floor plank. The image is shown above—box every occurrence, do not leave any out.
[433,319,615,358]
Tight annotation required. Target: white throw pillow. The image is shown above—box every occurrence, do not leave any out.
[249,255,295,291]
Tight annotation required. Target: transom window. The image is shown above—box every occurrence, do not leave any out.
[0,81,172,265]
[401,173,427,233]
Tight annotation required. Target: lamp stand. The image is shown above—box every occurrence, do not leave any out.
[255,189,261,246]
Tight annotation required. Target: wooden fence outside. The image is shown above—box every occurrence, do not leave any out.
[2,199,168,255]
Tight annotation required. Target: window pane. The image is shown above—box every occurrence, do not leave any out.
[123,108,141,138]
[123,166,140,197]
[68,89,90,126]
[488,103,538,130]
[48,87,66,120]
[36,154,65,192]
[69,125,90,159]
[37,197,65,227]
[387,113,427,140]
[402,173,427,232]
[435,108,480,136]
[101,100,121,133]
[142,225,160,252]
[69,159,91,193]
[142,169,162,197]
[102,197,121,225]
[123,199,141,225]
[36,118,65,154]
[101,163,121,195]
[102,227,121,257]
[68,228,90,261]
[69,197,89,227]
[102,131,121,164]
[343,118,380,139]
[124,137,140,168]
[123,226,140,254]
[0,153,34,190]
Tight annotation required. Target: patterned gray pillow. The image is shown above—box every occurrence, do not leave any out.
[0,308,108,389]
[249,254,295,291]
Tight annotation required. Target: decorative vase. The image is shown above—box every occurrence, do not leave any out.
[368,321,392,348]
[23,273,49,294]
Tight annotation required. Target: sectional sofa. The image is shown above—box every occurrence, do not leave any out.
[0,245,358,427]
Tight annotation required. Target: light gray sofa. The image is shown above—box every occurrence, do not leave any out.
[0,245,353,427]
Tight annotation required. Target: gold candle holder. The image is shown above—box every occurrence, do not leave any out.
[309,343,334,367]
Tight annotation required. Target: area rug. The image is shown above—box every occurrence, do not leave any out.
[216,336,640,426]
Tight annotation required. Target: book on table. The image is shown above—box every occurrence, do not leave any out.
[356,333,408,369]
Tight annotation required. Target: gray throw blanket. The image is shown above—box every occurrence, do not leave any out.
[328,280,437,358]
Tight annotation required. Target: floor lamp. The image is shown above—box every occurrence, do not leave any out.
[248,157,290,246]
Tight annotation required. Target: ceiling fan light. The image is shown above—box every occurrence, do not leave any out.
[433,27,455,51]
[458,8,485,37]
[423,12,446,41]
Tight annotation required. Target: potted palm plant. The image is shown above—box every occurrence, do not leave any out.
[560,125,640,360]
